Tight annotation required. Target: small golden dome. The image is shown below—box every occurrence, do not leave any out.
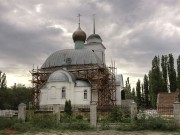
[72,26,86,43]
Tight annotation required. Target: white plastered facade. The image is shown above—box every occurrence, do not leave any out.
[40,70,92,106]
[39,70,123,106]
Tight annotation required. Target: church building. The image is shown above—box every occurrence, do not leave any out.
[32,15,124,109]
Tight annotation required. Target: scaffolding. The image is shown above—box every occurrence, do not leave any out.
[31,64,117,109]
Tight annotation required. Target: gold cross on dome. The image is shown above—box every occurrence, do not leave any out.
[77,13,81,27]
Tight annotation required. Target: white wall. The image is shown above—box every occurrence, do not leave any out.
[40,82,73,106]
[39,82,91,106]
[74,87,91,105]
[84,44,105,64]
[40,80,122,106]
[116,86,122,105]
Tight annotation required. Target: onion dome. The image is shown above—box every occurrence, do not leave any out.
[72,26,86,43]
[87,34,102,44]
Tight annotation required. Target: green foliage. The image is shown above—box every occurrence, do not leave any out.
[64,100,72,116]
[168,54,177,92]
[108,107,130,123]
[60,113,73,123]
[64,121,90,130]
[149,56,163,108]
[133,117,178,131]
[100,121,110,130]
[161,55,168,92]
[117,117,178,131]
[0,117,18,130]
[11,122,33,132]
[0,87,32,109]
[109,107,123,122]
[125,77,135,100]
[136,79,141,107]
[76,114,83,120]
[31,114,56,129]
[144,74,149,108]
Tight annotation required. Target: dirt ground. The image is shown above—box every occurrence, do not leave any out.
[21,130,180,135]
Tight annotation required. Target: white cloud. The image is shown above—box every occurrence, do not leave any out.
[35,4,42,13]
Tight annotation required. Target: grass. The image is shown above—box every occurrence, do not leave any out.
[0,112,180,133]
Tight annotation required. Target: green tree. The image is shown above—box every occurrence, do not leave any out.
[64,100,72,116]
[168,54,177,92]
[136,79,141,107]
[161,55,168,92]
[132,88,135,98]
[144,74,149,108]
[0,86,32,109]
[149,56,163,108]
[12,86,33,109]
[141,84,145,107]
[125,77,133,99]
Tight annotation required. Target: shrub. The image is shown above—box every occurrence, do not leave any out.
[60,113,73,123]
[0,117,18,130]
[11,122,32,132]
[117,116,179,131]
[67,121,90,130]
[64,100,72,116]
[100,121,110,130]
[76,115,83,120]
[109,107,123,122]
[132,117,178,131]
[31,114,56,129]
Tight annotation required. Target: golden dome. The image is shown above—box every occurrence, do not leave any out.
[72,26,86,43]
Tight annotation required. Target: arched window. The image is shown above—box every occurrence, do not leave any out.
[121,90,125,100]
[62,87,66,98]
[84,90,87,100]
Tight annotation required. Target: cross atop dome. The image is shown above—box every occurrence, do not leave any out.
[77,13,81,27]
[72,14,87,46]
[93,14,96,34]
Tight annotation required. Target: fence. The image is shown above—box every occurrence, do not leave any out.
[0,110,18,117]
[157,104,173,115]
[1,102,180,127]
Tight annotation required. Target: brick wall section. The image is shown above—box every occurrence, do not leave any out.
[157,92,179,115]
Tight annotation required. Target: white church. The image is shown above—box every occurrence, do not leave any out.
[38,16,124,109]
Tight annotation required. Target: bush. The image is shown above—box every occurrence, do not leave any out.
[100,121,110,130]
[11,122,33,132]
[76,115,83,120]
[0,117,18,130]
[60,113,73,123]
[117,117,178,131]
[64,100,72,116]
[109,107,123,122]
[66,121,90,130]
[31,114,57,129]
